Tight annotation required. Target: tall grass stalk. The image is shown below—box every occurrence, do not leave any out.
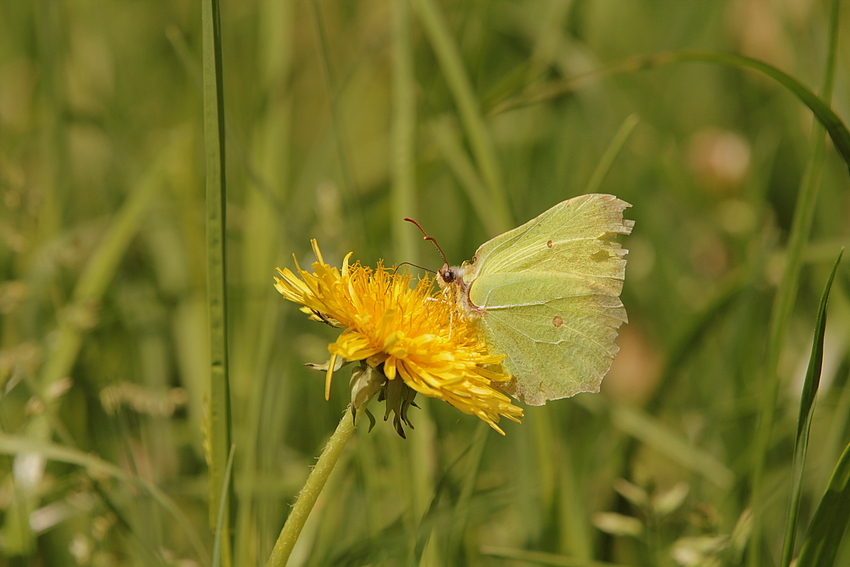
[796,440,850,567]
[584,114,639,196]
[311,0,358,212]
[780,250,843,566]
[33,0,64,243]
[392,0,418,262]
[38,137,180,394]
[447,420,489,563]
[233,0,294,562]
[749,2,840,563]
[429,117,504,237]
[201,0,233,563]
[213,445,237,567]
[412,0,513,232]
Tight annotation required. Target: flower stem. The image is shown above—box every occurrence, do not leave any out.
[265,406,363,567]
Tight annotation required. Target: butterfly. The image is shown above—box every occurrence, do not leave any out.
[428,194,633,406]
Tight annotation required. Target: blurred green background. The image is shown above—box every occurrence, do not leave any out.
[1,0,849,566]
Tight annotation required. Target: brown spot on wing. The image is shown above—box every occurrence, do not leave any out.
[546,239,553,248]
[552,316,563,328]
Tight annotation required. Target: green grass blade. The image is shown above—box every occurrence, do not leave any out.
[310,0,359,216]
[448,421,489,562]
[32,0,65,243]
[201,0,233,556]
[412,0,513,233]
[410,443,467,566]
[429,117,505,238]
[0,433,209,565]
[307,1,369,251]
[669,50,849,174]
[796,440,850,567]
[489,50,850,174]
[749,2,840,562]
[648,271,748,415]
[391,0,418,262]
[781,250,844,566]
[232,1,294,561]
[213,445,236,567]
[584,114,639,195]
[38,136,178,395]
[607,404,735,489]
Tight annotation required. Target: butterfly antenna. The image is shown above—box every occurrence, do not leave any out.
[395,261,436,274]
[404,218,450,266]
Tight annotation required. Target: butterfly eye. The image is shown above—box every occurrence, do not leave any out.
[439,267,455,283]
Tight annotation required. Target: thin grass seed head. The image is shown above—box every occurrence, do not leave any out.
[274,239,523,436]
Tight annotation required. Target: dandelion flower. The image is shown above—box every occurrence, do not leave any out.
[275,240,523,435]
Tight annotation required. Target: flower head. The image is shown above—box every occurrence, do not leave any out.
[275,240,523,435]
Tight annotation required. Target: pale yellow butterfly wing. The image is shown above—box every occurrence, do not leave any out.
[463,194,633,406]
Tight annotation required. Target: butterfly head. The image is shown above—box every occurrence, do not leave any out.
[404,218,464,289]
[403,217,477,311]
[437,263,483,315]
[437,264,464,287]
